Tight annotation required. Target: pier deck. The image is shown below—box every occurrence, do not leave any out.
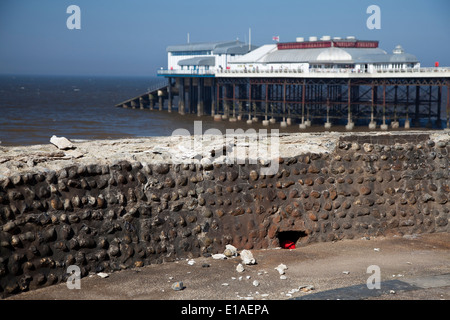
[116,68,450,130]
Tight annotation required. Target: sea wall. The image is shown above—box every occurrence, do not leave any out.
[0,132,449,297]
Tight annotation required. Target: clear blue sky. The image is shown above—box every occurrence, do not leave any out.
[0,0,449,77]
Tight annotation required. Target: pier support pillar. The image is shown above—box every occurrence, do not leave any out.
[300,82,306,130]
[187,78,193,114]
[229,84,237,122]
[369,85,376,129]
[414,85,420,127]
[324,99,331,129]
[178,80,185,115]
[345,80,354,130]
[158,93,163,111]
[149,94,155,110]
[391,85,399,128]
[380,84,388,130]
[211,81,217,117]
[252,103,258,122]
[437,85,442,128]
[404,85,410,129]
[168,78,173,113]
[197,78,204,117]
[447,85,450,129]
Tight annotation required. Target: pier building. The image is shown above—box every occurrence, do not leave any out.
[116,36,450,130]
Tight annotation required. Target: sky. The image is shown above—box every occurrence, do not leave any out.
[0,0,449,77]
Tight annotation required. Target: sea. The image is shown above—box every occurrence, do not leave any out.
[0,74,446,147]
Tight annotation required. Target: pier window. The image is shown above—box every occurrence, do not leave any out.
[171,50,211,56]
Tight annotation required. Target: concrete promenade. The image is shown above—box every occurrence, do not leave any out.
[6,232,449,301]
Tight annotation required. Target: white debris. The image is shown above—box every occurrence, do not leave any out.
[221,283,229,286]
[275,263,288,275]
[97,272,109,278]
[212,253,227,260]
[50,135,75,150]
[224,244,238,257]
[280,275,287,280]
[187,259,195,265]
[374,248,380,252]
[236,263,245,273]
[343,271,350,275]
[252,280,260,287]
[240,250,256,265]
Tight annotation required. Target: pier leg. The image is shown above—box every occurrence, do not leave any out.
[437,85,442,128]
[178,80,185,115]
[405,85,410,129]
[324,98,331,129]
[414,85,420,127]
[187,78,193,114]
[391,85,399,128]
[263,84,269,126]
[280,82,287,127]
[252,103,258,122]
[380,83,388,130]
[369,84,376,129]
[269,103,276,124]
[168,78,173,113]
[300,82,306,129]
[139,97,145,109]
[345,81,354,130]
[158,94,163,111]
[426,85,433,128]
[197,78,204,117]
[212,81,217,117]
[229,84,237,122]
[447,85,450,129]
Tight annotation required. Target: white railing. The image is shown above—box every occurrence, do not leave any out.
[216,67,450,75]
[157,69,215,76]
[158,67,450,76]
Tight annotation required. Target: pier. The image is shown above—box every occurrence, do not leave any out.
[116,38,450,130]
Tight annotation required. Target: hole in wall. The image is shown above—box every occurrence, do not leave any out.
[277,230,308,249]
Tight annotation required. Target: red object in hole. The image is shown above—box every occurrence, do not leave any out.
[280,240,296,249]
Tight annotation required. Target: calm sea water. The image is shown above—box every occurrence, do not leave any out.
[0,74,305,146]
[0,75,180,146]
[0,75,446,146]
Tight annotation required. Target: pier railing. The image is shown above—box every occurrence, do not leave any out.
[215,67,450,75]
[158,67,450,77]
[157,69,215,76]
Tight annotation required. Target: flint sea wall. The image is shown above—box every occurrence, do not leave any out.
[0,131,449,297]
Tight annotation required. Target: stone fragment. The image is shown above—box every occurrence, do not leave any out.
[97,272,109,278]
[240,250,256,265]
[224,244,238,257]
[50,135,75,150]
[275,264,288,275]
[236,263,245,273]
[212,253,227,260]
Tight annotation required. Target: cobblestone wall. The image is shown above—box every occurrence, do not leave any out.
[1,134,448,297]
